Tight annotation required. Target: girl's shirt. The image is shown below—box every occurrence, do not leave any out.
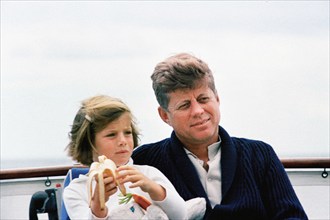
[63,158,187,220]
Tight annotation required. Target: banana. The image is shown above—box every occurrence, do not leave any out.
[87,155,126,210]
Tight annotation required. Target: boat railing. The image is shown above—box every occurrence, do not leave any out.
[0,157,329,220]
[1,158,329,180]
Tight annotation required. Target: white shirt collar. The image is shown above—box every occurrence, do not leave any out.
[184,136,221,161]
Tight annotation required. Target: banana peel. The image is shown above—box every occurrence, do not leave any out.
[87,155,152,211]
[87,155,126,210]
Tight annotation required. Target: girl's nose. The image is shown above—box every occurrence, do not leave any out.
[118,133,127,146]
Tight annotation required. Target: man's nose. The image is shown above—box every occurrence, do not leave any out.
[191,100,204,115]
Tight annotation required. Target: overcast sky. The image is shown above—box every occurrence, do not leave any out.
[1,1,329,168]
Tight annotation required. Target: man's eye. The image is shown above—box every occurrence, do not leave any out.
[199,97,210,103]
[178,103,190,110]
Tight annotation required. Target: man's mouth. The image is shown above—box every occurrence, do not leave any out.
[191,118,210,127]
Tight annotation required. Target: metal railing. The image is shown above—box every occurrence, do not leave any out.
[1,158,329,180]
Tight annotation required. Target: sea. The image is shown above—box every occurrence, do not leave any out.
[1,158,75,170]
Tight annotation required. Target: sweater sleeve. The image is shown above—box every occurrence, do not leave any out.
[258,143,308,219]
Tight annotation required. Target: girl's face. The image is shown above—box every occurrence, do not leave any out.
[94,112,134,166]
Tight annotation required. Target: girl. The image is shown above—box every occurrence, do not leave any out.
[63,95,187,219]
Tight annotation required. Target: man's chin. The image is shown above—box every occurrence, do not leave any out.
[192,128,218,141]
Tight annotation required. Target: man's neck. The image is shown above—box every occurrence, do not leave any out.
[186,145,209,162]
[182,136,221,163]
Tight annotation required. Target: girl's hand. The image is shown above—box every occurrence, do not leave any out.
[91,173,118,217]
[116,165,166,201]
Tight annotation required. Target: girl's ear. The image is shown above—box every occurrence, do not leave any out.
[158,107,171,126]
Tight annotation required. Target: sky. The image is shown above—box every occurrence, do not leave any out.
[1,1,329,169]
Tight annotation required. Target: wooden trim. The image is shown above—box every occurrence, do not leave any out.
[0,165,87,180]
[280,158,330,169]
[1,158,329,180]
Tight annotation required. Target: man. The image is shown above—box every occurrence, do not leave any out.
[132,53,307,219]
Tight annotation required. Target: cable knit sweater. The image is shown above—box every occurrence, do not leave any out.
[132,126,308,220]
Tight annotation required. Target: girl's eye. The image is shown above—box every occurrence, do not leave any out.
[125,130,133,135]
[107,133,116,137]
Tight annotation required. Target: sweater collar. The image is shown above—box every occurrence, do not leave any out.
[169,126,237,201]
[218,126,237,199]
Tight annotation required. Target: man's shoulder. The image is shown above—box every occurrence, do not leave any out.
[231,137,270,145]
[219,126,272,151]
[132,138,172,164]
[230,136,273,152]
[134,138,171,153]
[230,136,278,164]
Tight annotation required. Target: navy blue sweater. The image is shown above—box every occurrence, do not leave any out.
[132,126,307,220]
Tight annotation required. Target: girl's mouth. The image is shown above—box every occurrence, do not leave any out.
[116,150,129,154]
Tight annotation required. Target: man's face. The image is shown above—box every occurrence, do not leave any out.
[158,84,220,148]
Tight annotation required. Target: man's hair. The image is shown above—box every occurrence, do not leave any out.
[151,53,217,110]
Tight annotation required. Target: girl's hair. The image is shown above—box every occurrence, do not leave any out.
[66,95,140,166]
[151,53,217,110]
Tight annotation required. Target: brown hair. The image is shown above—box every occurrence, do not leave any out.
[66,95,140,166]
[151,53,217,110]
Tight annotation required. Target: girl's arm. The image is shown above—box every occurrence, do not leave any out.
[117,165,187,219]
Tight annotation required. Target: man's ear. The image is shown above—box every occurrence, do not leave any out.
[158,106,171,125]
[216,94,220,105]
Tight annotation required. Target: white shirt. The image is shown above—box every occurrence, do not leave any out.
[63,158,187,220]
[184,140,221,208]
